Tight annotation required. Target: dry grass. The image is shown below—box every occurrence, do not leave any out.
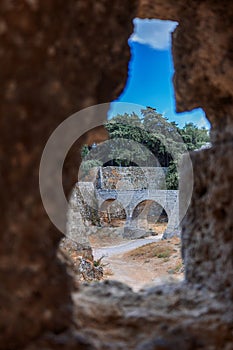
[104,267,114,277]
[89,235,127,248]
[101,237,183,288]
[126,242,174,260]
[167,261,184,275]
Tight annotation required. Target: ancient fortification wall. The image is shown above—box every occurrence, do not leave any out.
[67,167,179,240]
[0,1,232,349]
[97,166,167,190]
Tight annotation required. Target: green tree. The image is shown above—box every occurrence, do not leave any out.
[107,112,141,127]
[80,109,210,189]
[81,144,90,159]
[179,122,209,151]
[142,107,179,139]
[105,111,172,167]
[165,161,179,190]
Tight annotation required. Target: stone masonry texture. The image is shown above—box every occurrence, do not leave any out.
[0,1,136,348]
[0,0,232,349]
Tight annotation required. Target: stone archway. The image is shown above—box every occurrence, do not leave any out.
[1,1,232,349]
[95,188,180,239]
[131,199,168,234]
[99,199,127,227]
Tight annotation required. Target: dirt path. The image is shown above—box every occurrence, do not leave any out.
[93,235,163,259]
[102,254,164,291]
[92,235,183,291]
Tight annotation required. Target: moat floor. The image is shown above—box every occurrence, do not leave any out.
[90,229,183,291]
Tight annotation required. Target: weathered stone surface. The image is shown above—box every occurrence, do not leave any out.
[72,280,233,350]
[139,0,233,144]
[123,226,151,239]
[97,166,167,190]
[58,239,103,282]
[96,189,180,238]
[0,1,136,348]
[139,0,233,294]
[182,144,233,298]
[66,183,96,252]
[0,0,233,349]
[59,237,93,262]
[69,167,180,239]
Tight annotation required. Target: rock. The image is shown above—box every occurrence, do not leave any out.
[162,229,181,240]
[123,227,151,239]
[59,238,103,282]
[78,257,103,282]
[60,237,93,262]
[0,1,136,345]
[72,281,233,350]
[0,0,233,349]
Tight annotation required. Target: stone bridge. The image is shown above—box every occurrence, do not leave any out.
[71,166,179,238]
[95,188,180,239]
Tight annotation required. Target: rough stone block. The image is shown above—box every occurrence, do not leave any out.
[181,144,233,298]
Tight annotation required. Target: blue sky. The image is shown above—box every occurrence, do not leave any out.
[108,19,210,129]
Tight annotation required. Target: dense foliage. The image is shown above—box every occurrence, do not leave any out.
[80,107,210,189]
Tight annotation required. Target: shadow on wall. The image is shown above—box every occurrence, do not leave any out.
[99,199,127,227]
[132,200,168,234]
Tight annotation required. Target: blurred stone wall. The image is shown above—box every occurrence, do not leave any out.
[0,1,137,348]
[97,166,167,190]
[139,0,233,298]
[0,0,232,349]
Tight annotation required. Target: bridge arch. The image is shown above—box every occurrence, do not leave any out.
[95,189,180,239]
[131,199,168,234]
[99,199,126,227]
[132,200,168,224]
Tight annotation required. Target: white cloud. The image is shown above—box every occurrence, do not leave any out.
[130,18,178,50]
[196,115,210,129]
